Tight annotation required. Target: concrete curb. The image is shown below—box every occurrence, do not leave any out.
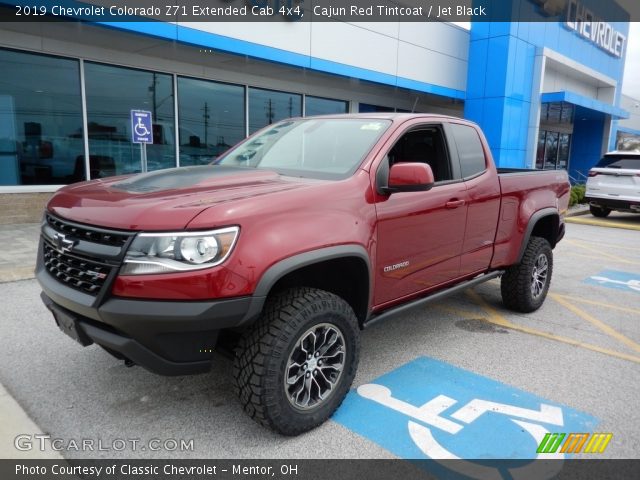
[565,205,590,217]
[0,383,63,459]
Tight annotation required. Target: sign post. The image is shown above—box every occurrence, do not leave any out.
[130,110,153,172]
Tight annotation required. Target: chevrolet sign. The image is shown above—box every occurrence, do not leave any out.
[564,0,626,58]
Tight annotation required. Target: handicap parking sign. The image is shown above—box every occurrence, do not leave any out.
[334,357,598,479]
[130,110,153,144]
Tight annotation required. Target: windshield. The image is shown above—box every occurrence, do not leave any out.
[595,155,640,169]
[215,118,391,180]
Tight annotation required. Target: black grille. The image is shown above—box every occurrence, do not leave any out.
[46,213,129,247]
[43,242,111,295]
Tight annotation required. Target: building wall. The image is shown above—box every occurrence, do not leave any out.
[0,21,467,222]
[618,94,640,132]
[171,21,470,97]
[0,193,51,225]
[464,0,629,169]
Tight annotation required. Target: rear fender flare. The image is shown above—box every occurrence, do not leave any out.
[516,208,559,263]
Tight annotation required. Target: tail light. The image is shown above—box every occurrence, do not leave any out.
[588,170,599,177]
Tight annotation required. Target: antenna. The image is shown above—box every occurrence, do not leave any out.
[411,97,419,113]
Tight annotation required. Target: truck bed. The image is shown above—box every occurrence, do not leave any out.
[491,167,570,269]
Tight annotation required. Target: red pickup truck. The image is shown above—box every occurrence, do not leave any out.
[37,114,569,435]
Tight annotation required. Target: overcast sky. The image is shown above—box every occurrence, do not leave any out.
[622,23,640,99]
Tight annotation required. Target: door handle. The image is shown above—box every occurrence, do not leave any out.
[445,199,466,209]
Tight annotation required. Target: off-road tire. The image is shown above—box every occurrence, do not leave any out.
[233,287,360,436]
[590,205,611,218]
[501,236,553,313]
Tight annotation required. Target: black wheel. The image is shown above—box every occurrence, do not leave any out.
[590,205,611,218]
[233,287,360,436]
[501,237,553,313]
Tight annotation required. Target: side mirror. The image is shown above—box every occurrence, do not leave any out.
[383,162,434,194]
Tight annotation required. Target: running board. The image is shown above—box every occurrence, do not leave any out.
[364,271,504,329]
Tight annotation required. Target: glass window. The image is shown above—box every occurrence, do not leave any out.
[595,154,640,169]
[387,128,452,182]
[557,133,570,169]
[560,104,573,124]
[536,130,571,170]
[177,77,245,166]
[0,49,84,186]
[540,103,549,122]
[536,131,546,169]
[305,96,348,116]
[450,123,486,178]
[248,88,301,134]
[616,131,640,151]
[544,131,559,169]
[217,118,391,180]
[84,63,175,178]
[358,103,394,113]
[546,104,561,124]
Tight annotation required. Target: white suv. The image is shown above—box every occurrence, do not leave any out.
[585,151,640,217]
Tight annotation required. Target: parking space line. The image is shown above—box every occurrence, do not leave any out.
[564,251,640,267]
[551,294,640,315]
[451,291,640,365]
[438,303,640,365]
[563,239,640,266]
[565,240,640,253]
[550,294,640,354]
[565,217,640,231]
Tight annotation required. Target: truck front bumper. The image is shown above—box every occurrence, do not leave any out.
[37,265,263,376]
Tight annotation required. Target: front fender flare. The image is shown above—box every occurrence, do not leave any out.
[237,245,371,326]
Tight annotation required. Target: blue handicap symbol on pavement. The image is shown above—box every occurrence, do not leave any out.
[334,357,597,478]
[130,110,153,144]
[584,270,640,294]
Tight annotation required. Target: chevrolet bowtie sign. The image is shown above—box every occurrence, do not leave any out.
[533,0,627,58]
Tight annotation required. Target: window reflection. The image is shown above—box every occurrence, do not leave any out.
[0,49,84,186]
[178,77,245,166]
[544,131,559,170]
[249,88,302,134]
[305,96,348,116]
[557,133,570,169]
[537,129,571,170]
[536,131,546,169]
[358,103,394,113]
[84,63,175,177]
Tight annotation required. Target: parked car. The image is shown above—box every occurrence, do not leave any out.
[585,151,640,217]
[36,114,570,435]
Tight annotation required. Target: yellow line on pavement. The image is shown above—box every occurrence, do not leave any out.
[552,294,640,316]
[461,291,640,364]
[562,251,640,267]
[566,240,640,253]
[565,216,640,231]
[563,239,640,266]
[550,294,640,354]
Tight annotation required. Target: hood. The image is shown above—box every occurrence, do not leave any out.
[48,166,317,230]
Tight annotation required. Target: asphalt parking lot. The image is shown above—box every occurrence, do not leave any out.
[0,217,638,462]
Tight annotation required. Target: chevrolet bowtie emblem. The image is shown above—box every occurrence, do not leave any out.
[53,233,76,254]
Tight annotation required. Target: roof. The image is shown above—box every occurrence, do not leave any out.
[297,112,468,122]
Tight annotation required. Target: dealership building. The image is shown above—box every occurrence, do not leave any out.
[0,2,639,223]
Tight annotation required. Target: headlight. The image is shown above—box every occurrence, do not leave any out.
[121,227,239,275]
